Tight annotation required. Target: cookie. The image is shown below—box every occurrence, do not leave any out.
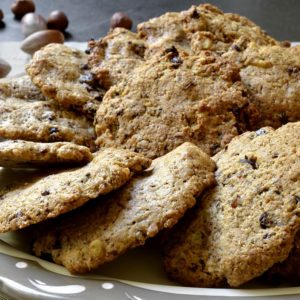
[0,148,151,233]
[26,44,104,119]
[163,122,300,287]
[88,4,278,90]
[0,75,45,101]
[0,96,95,148]
[138,3,278,57]
[88,28,145,90]
[95,50,257,158]
[32,142,216,274]
[224,43,300,129]
[0,140,92,168]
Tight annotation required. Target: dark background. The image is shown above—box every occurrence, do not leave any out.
[0,0,299,42]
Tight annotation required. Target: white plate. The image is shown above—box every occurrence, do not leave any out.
[1,226,300,300]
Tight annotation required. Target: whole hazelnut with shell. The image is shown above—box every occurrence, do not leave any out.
[21,13,47,37]
[47,10,69,32]
[11,0,35,19]
[110,12,132,30]
[0,9,4,22]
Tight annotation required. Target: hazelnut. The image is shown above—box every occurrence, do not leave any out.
[47,10,69,32]
[0,58,11,78]
[0,9,4,22]
[20,29,64,55]
[11,0,35,19]
[21,13,47,37]
[110,12,132,30]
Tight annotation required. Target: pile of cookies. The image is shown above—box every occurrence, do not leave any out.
[0,3,299,288]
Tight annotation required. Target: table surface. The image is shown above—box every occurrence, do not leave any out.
[0,0,300,43]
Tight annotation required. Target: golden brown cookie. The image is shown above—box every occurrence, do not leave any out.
[32,143,215,274]
[0,96,95,148]
[0,75,45,101]
[0,148,150,233]
[138,3,278,57]
[224,44,300,129]
[0,140,92,168]
[163,122,300,287]
[89,4,278,91]
[88,28,145,90]
[26,44,104,119]
[95,50,257,158]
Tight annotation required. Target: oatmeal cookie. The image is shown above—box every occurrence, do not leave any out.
[163,122,300,287]
[88,28,145,90]
[0,75,45,101]
[0,140,92,168]
[32,143,215,273]
[138,3,278,57]
[26,44,104,119]
[0,96,95,148]
[224,44,300,128]
[95,50,257,158]
[89,4,278,89]
[0,148,150,233]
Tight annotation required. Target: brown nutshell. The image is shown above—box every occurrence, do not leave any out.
[47,10,69,32]
[11,0,35,19]
[110,12,132,30]
[0,58,12,78]
[20,30,65,55]
[21,13,47,37]
[0,9,4,22]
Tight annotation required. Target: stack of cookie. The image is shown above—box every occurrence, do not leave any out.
[0,3,299,288]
